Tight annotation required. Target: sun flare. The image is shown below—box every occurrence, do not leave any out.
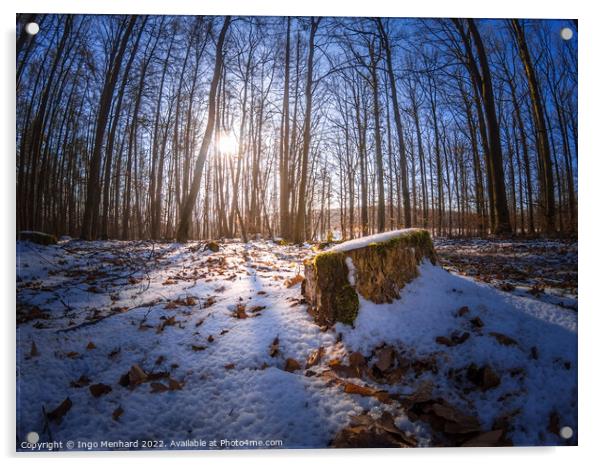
[218,132,238,154]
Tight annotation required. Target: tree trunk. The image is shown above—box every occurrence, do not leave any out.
[176,17,231,242]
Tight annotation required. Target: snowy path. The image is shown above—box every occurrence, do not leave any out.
[17,239,577,449]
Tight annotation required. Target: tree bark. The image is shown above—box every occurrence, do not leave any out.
[176,16,231,242]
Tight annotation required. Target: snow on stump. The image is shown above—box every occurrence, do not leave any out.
[302,229,436,326]
[18,231,58,246]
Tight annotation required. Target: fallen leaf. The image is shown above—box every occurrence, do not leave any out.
[466,363,501,390]
[403,380,434,406]
[112,406,124,421]
[332,411,416,448]
[232,303,248,319]
[203,296,217,308]
[184,296,197,306]
[269,337,279,357]
[489,332,518,346]
[224,363,235,370]
[157,315,177,333]
[349,352,366,369]
[168,378,183,390]
[462,429,505,447]
[150,382,169,393]
[30,341,39,357]
[70,375,91,388]
[284,274,304,288]
[375,346,395,372]
[86,341,96,350]
[89,383,112,397]
[284,358,301,372]
[46,397,72,424]
[469,317,484,328]
[128,364,148,386]
[306,347,325,368]
[343,382,378,397]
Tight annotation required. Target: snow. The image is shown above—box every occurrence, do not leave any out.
[328,228,424,252]
[16,238,577,450]
[16,240,376,450]
[345,256,356,286]
[337,261,577,446]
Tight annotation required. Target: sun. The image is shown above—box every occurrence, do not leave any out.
[217,132,237,154]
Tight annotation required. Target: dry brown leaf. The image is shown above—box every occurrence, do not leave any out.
[233,303,248,319]
[348,352,366,368]
[343,382,378,397]
[157,315,176,333]
[203,296,217,308]
[489,332,518,346]
[30,341,39,357]
[47,397,72,424]
[332,411,416,448]
[306,347,324,368]
[224,363,236,370]
[269,337,279,357]
[150,382,169,393]
[112,405,124,421]
[404,380,433,405]
[284,358,301,372]
[184,296,197,306]
[375,346,395,372]
[86,341,96,350]
[462,429,505,447]
[128,364,148,386]
[168,378,183,390]
[89,383,112,398]
[249,305,266,313]
[284,274,304,288]
[70,375,90,388]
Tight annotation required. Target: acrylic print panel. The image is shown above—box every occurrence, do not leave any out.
[16,14,577,451]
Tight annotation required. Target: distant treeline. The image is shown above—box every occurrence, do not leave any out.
[16,15,577,241]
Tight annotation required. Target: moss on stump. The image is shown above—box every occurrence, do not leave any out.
[302,229,436,326]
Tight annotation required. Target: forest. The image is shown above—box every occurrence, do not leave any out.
[16,14,578,450]
[16,14,577,243]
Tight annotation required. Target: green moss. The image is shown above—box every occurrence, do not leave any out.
[367,229,434,258]
[305,229,434,326]
[334,284,360,325]
[312,250,345,269]
[309,249,359,326]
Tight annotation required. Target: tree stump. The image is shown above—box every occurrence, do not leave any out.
[302,229,436,326]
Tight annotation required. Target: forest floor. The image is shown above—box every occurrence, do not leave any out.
[16,236,577,450]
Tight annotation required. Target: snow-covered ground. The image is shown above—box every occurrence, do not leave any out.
[435,238,578,311]
[16,237,577,450]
